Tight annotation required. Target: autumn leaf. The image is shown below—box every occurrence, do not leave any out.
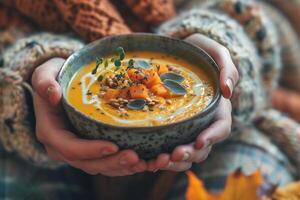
[185,171,216,200]
[272,182,300,200]
[219,169,263,200]
[186,169,263,200]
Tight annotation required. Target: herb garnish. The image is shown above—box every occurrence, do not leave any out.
[128,59,134,68]
[116,47,125,60]
[114,47,125,71]
[97,75,104,81]
[114,59,121,71]
[92,57,103,74]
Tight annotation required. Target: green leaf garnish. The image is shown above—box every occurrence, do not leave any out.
[127,99,146,110]
[160,72,184,83]
[116,47,125,60]
[92,57,103,74]
[128,59,134,68]
[97,75,104,81]
[114,59,121,71]
[133,60,151,69]
[163,79,187,96]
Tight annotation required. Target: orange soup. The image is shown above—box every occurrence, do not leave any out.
[67,49,214,126]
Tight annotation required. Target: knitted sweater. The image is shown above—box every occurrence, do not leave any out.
[0,0,300,172]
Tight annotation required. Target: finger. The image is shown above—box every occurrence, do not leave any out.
[130,160,147,173]
[155,154,171,169]
[171,142,213,163]
[171,143,194,162]
[146,159,158,172]
[195,98,232,149]
[31,58,65,106]
[45,146,63,161]
[162,161,192,172]
[34,93,119,161]
[191,145,212,163]
[146,154,170,172]
[68,150,140,176]
[185,34,239,98]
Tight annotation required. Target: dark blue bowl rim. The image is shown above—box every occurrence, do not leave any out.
[58,33,221,131]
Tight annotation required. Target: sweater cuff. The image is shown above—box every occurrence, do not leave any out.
[0,33,83,169]
[255,109,300,170]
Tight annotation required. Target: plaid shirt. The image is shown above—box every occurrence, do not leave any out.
[166,125,297,200]
[0,147,91,200]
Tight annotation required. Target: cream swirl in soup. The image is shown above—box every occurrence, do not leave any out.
[67,50,214,127]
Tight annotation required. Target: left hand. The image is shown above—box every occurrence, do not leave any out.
[146,33,239,172]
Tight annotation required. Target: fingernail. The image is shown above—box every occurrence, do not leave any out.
[182,152,190,161]
[101,148,115,156]
[119,156,128,165]
[226,79,233,97]
[46,86,54,97]
[167,161,174,168]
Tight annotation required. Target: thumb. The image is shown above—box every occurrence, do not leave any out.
[31,58,65,106]
[184,34,239,99]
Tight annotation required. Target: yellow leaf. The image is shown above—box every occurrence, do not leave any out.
[186,171,216,200]
[185,169,263,200]
[219,169,263,200]
[272,182,300,200]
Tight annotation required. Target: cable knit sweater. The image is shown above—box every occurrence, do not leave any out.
[1,0,300,177]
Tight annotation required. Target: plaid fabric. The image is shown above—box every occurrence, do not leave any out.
[166,126,296,200]
[0,147,91,200]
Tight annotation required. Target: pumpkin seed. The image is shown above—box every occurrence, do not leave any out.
[163,79,187,96]
[127,99,146,110]
[133,60,151,69]
[160,72,184,83]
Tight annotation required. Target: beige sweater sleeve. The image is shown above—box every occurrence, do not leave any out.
[0,28,84,168]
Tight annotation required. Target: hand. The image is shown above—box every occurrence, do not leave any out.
[32,58,147,176]
[146,34,239,172]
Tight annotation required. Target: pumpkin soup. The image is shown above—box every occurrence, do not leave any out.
[67,47,214,126]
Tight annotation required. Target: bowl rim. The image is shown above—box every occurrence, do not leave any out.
[58,33,221,131]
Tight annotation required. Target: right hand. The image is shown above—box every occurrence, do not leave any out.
[32,58,147,176]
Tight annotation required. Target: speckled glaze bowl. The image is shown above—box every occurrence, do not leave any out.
[58,33,221,159]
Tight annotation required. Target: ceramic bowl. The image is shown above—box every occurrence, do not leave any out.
[58,33,221,159]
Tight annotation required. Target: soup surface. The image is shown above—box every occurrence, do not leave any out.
[67,50,214,126]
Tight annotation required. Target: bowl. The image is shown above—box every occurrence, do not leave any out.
[58,33,221,159]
